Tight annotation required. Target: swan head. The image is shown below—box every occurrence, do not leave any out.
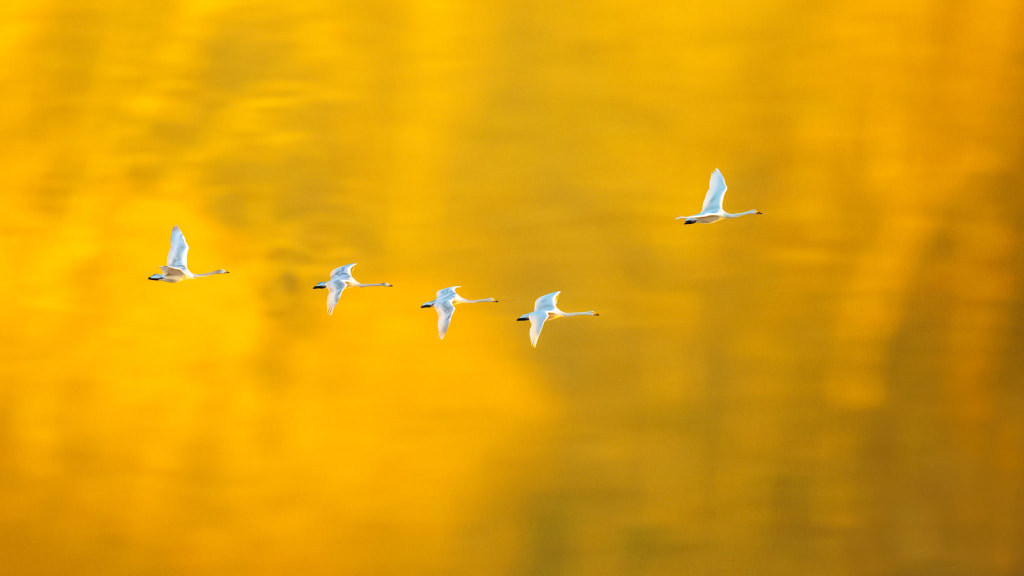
[755,210,763,215]
[384,282,393,287]
[213,269,229,274]
[421,301,434,308]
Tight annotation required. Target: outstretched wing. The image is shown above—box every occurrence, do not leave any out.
[701,168,728,213]
[529,314,548,348]
[167,226,189,269]
[331,263,356,280]
[534,291,560,312]
[436,299,456,339]
[326,280,347,316]
[437,286,461,300]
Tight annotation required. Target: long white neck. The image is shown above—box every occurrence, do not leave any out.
[724,209,759,218]
[195,269,228,277]
[354,281,392,287]
[458,297,497,304]
[563,311,597,317]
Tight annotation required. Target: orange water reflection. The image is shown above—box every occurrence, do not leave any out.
[1,0,1023,574]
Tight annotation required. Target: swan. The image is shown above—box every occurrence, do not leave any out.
[676,168,762,224]
[420,286,499,340]
[313,263,393,315]
[517,291,598,347]
[148,225,229,282]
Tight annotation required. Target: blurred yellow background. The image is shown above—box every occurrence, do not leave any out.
[1,0,1023,574]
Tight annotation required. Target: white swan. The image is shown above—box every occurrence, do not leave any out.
[148,225,229,283]
[517,291,598,347]
[313,263,393,315]
[676,168,762,225]
[420,286,498,340]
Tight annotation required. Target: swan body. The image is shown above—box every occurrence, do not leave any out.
[420,286,498,340]
[148,225,229,282]
[676,168,762,225]
[517,291,598,347]
[313,263,393,315]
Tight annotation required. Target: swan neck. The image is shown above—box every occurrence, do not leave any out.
[725,210,758,218]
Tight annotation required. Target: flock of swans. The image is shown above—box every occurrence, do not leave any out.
[149,168,762,347]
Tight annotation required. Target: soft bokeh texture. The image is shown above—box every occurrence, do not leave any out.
[2,0,1023,574]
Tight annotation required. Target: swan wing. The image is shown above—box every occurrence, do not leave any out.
[326,280,347,316]
[701,168,728,212]
[331,263,356,279]
[529,313,548,348]
[534,291,560,312]
[436,299,456,339]
[159,266,186,279]
[166,226,189,269]
[437,286,461,300]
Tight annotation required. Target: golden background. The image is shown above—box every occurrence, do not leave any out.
[1,0,1022,574]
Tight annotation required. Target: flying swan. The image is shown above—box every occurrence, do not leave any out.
[517,291,598,348]
[421,286,498,340]
[676,168,762,225]
[313,263,393,315]
[148,225,229,282]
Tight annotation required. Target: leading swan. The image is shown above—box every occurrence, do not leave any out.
[676,168,762,225]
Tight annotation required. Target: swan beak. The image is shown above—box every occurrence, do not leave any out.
[756,211,763,214]
[594,313,600,316]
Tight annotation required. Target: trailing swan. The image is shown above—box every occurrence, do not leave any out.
[148,226,229,283]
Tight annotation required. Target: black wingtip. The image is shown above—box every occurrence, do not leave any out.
[683,220,696,225]
[516,317,528,321]
[313,285,325,289]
